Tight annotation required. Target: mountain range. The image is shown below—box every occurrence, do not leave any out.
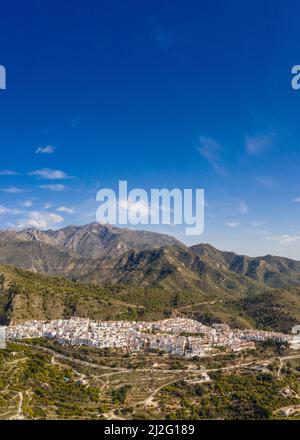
[0,222,300,331]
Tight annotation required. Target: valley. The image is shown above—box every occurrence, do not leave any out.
[1,223,300,420]
[1,338,300,420]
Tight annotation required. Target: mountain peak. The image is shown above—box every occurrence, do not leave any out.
[1,222,184,260]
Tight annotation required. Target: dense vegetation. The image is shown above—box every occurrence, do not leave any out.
[1,263,300,333]
[1,340,300,420]
[160,373,299,420]
[0,342,101,419]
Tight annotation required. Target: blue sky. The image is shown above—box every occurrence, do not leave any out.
[1,0,300,258]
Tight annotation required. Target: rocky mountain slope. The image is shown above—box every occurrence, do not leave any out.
[191,243,300,288]
[1,223,300,331]
[1,224,300,292]
[1,222,182,258]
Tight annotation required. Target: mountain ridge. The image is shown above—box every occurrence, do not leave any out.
[1,224,300,290]
[1,223,300,331]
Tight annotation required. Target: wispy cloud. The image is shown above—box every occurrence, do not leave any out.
[118,198,150,219]
[39,184,66,192]
[2,186,27,194]
[21,200,33,208]
[43,202,53,209]
[16,211,64,229]
[266,234,300,245]
[0,205,22,216]
[197,137,227,177]
[29,169,70,180]
[56,206,75,214]
[0,170,20,176]
[237,201,249,215]
[250,220,269,228]
[245,134,274,155]
[0,205,11,216]
[226,221,239,228]
[292,197,300,203]
[35,145,55,154]
[256,176,276,188]
[98,196,174,224]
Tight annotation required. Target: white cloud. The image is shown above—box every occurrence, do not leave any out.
[119,198,149,217]
[0,205,22,216]
[266,234,300,245]
[237,201,249,214]
[43,202,53,209]
[250,228,269,236]
[56,206,75,214]
[35,145,55,154]
[250,220,268,227]
[0,205,11,215]
[97,196,174,225]
[29,169,70,180]
[0,170,20,175]
[245,134,274,155]
[39,184,66,191]
[256,176,276,188]
[16,211,64,229]
[197,137,227,177]
[119,197,174,220]
[21,200,34,208]
[293,197,300,203]
[226,221,240,228]
[2,186,26,194]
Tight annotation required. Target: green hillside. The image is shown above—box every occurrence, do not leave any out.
[1,262,300,333]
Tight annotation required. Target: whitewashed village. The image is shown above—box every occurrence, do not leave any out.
[2,317,298,358]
